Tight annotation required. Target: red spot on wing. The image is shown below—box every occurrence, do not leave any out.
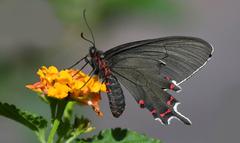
[138,100,145,108]
[169,83,175,90]
[160,109,171,117]
[151,109,157,114]
[138,100,144,104]
[151,109,157,117]
[167,96,175,106]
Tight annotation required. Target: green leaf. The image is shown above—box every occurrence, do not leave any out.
[72,116,95,134]
[0,102,47,143]
[0,102,47,131]
[63,101,75,122]
[77,128,162,143]
[65,116,95,143]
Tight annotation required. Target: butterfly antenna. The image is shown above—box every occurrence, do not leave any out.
[81,33,94,46]
[81,9,96,47]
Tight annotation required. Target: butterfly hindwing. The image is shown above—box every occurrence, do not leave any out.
[113,66,191,125]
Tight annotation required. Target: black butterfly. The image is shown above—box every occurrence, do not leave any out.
[71,11,213,125]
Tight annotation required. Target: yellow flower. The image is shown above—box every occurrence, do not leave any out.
[26,66,107,116]
[48,83,71,99]
[57,71,73,84]
[26,82,43,93]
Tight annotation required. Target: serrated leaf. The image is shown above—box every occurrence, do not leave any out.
[72,116,91,130]
[0,102,48,142]
[77,128,162,143]
[0,102,47,131]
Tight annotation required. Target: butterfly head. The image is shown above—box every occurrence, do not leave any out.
[89,46,97,56]
[89,46,104,59]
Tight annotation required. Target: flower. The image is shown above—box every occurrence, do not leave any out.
[26,66,106,116]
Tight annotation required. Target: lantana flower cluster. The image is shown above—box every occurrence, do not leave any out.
[26,66,106,116]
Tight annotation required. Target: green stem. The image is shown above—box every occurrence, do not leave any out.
[36,129,46,143]
[65,131,83,143]
[47,100,67,143]
[47,119,60,143]
[65,136,75,143]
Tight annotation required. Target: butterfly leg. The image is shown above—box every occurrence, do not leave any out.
[97,80,105,95]
[79,67,97,90]
[67,55,88,69]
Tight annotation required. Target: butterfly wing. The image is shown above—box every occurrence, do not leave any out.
[112,65,191,125]
[104,36,213,125]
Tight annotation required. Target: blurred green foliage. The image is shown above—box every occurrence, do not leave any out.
[49,0,181,26]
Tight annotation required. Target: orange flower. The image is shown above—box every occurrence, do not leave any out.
[26,66,106,116]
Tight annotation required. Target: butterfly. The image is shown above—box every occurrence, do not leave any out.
[71,10,213,125]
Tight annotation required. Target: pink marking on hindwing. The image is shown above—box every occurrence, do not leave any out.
[169,83,175,90]
[138,100,145,108]
[151,109,157,115]
[167,96,175,106]
[160,109,171,117]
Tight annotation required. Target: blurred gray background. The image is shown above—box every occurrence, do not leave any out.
[0,0,239,142]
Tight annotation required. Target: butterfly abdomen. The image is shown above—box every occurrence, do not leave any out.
[105,74,125,118]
